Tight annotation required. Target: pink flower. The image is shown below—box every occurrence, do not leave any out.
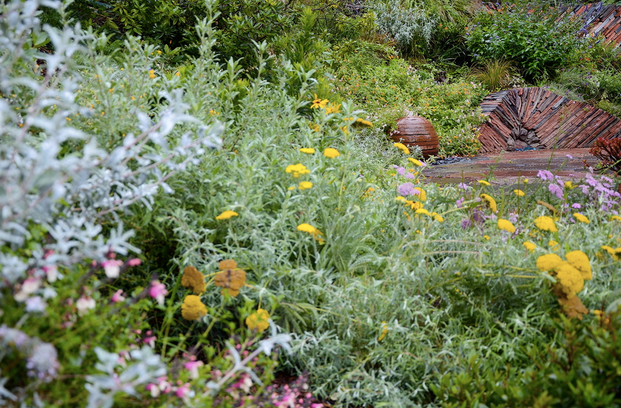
[183,360,204,380]
[149,281,168,306]
[548,183,563,200]
[175,382,191,398]
[111,289,125,303]
[146,383,160,398]
[127,258,142,266]
[14,277,41,302]
[143,330,156,348]
[102,259,123,278]
[42,265,58,283]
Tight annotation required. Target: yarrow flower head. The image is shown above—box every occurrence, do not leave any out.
[285,163,311,177]
[246,308,270,332]
[181,266,206,294]
[323,148,340,158]
[378,321,388,342]
[214,260,246,297]
[297,223,325,244]
[601,245,621,261]
[514,189,525,197]
[478,180,490,186]
[393,143,410,155]
[523,241,537,252]
[573,213,590,224]
[299,148,315,154]
[407,158,423,167]
[298,181,313,190]
[480,194,497,213]
[181,295,207,320]
[497,219,516,234]
[216,210,238,220]
[534,216,558,232]
[565,250,592,280]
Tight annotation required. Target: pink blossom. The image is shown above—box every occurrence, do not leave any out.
[14,277,42,302]
[548,184,563,200]
[127,258,142,266]
[537,170,554,181]
[175,382,191,398]
[311,404,324,408]
[102,259,123,278]
[149,281,168,305]
[146,383,160,398]
[111,289,125,303]
[143,330,156,348]
[42,265,58,283]
[184,360,204,379]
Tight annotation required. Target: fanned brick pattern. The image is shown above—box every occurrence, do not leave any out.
[478,87,621,153]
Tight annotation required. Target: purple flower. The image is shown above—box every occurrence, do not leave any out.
[461,218,472,229]
[397,182,416,196]
[458,182,470,191]
[549,183,564,200]
[25,296,46,313]
[456,197,465,208]
[566,154,573,159]
[572,203,581,209]
[404,173,414,179]
[537,170,554,181]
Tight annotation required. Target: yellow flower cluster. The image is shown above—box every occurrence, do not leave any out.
[181,295,208,320]
[323,148,340,158]
[181,266,206,294]
[297,223,325,244]
[246,308,270,332]
[497,219,515,234]
[285,163,311,178]
[480,194,497,213]
[534,216,558,232]
[601,245,621,261]
[216,210,238,220]
[393,143,410,155]
[537,250,592,299]
[214,260,247,297]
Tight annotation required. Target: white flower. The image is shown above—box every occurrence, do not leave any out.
[76,297,96,314]
[102,259,123,278]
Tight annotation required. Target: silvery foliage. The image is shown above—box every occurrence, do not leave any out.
[0,0,223,289]
[373,0,436,53]
[85,346,166,408]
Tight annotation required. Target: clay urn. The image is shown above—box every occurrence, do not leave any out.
[390,116,439,158]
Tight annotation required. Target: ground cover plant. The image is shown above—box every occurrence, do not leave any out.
[2,0,621,407]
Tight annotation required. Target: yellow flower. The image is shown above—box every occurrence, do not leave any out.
[534,216,558,232]
[564,181,574,189]
[480,194,497,213]
[513,189,525,197]
[565,250,592,280]
[354,118,373,128]
[149,69,156,79]
[285,163,311,177]
[554,261,584,298]
[573,213,590,224]
[498,219,516,233]
[323,148,341,158]
[214,260,246,297]
[311,94,328,109]
[413,188,427,201]
[325,102,341,114]
[181,295,208,320]
[523,178,529,184]
[393,143,410,155]
[431,212,444,222]
[537,253,563,271]
[612,215,621,222]
[297,223,324,244]
[378,321,388,342]
[340,125,349,134]
[181,266,206,294]
[404,200,423,210]
[415,208,430,216]
[478,180,490,186]
[523,241,537,252]
[288,186,295,191]
[216,210,238,220]
[484,235,490,240]
[601,245,621,261]
[246,308,270,332]
[298,181,313,190]
[395,196,406,202]
[300,148,315,154]
[407,158,423,167]
[548,240,560,251]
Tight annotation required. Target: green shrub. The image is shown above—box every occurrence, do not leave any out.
[466,4,584,81]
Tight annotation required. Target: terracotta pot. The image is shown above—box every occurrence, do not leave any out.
[390,116,439,158]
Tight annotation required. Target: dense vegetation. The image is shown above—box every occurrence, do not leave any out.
[2,0,621,407]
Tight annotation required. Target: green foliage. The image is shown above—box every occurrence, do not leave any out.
[470,59,516,92]
[466,4,585,81]
[432,312,621,407]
